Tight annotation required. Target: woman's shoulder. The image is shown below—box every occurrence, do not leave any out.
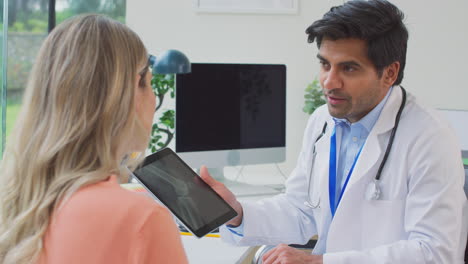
[55,176,170,228]
[41,177,183,264]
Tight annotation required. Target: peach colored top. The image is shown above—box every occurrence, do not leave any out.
[38,175,188,264]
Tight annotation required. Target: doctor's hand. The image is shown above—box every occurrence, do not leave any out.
[199,166,244,227]
[262,244,323,264]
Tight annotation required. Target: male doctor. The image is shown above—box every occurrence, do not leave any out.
[201,0,467,263]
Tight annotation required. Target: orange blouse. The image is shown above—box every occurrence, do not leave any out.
[38,175,188,264]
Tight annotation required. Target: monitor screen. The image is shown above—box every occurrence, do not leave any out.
[175,63,286,168]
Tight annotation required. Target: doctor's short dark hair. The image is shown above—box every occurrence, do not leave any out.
[306,0,408,85]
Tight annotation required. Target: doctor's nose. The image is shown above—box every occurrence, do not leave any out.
[321,69,343,90]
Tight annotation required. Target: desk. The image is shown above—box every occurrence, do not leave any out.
[181,234,253,264]
[122,182,277,263]
[179,193,280,264]
[122,170,286,263]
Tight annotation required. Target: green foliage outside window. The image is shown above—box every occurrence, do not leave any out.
[1,0,126,155]
[4,0,125,33]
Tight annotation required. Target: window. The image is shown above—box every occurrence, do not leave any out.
[1,0,125,157]
[1,1,5,154]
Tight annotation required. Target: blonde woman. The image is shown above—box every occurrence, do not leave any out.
[0,15,188,264]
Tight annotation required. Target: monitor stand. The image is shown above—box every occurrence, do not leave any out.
[201,167,283,197]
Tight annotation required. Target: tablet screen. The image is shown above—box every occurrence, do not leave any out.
[132,148,237,237]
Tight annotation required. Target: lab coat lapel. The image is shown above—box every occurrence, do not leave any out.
[312,117,334,245]
[326,87,404,251]
[347,86,404,187]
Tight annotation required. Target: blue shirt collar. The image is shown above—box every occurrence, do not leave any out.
[333,86,394,133]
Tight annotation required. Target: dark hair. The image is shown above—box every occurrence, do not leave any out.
[306,0,408,85]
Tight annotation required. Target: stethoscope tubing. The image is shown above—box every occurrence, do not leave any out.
[305,122,327,208]
[305,86,407,207]
[375,87,407,181]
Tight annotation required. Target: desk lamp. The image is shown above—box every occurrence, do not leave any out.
[150,50,191,74]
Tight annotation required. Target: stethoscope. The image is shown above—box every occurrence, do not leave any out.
[305,87,407,208]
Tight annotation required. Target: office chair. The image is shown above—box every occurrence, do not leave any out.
[465,234,467,264]
[464,165,468,263]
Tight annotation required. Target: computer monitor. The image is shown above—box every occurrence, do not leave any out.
[175,63,286,171]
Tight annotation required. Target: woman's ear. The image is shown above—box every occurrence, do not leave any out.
[383,61,400,86]
[135,73,142,89]
[134,74,143,111]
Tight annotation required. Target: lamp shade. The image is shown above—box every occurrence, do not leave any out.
[154,49,191,74]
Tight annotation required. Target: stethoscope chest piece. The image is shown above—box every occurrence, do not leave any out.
[365,180,381,200]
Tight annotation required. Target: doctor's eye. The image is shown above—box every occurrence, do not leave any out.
[343,65,356,72]
[319,60,330,71]
[341,63,361,73]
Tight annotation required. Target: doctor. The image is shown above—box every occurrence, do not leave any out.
[201,0,467,263]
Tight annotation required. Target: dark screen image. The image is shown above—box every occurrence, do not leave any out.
[133,153,232,231]
[176,63,286,152]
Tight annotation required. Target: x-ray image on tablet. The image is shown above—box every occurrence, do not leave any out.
[130,148,237,238]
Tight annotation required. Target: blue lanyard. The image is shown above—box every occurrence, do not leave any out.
[328,126,364,218]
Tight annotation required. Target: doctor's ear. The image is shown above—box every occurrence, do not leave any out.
[382,62,400,87]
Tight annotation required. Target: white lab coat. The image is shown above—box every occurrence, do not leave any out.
[220,87,468,263]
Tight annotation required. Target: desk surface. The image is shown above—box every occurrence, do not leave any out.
[178,194,277,263]
[122,178,283,263]
[181,234,250,264]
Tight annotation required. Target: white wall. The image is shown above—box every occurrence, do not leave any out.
[127,0,468,180]
[394,0,468,110]
[438,109,468,150]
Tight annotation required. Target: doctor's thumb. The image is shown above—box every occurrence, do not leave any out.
[200,166,217,186]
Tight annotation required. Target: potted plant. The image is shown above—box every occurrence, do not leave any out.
[303,78,326,115]
[148,73,175,153]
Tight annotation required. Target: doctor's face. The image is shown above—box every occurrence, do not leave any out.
[317,38,397,123]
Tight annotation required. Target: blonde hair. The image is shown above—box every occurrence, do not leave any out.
[0,14,149,263]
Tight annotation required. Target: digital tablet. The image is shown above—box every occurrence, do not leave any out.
[129,148,238,238]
